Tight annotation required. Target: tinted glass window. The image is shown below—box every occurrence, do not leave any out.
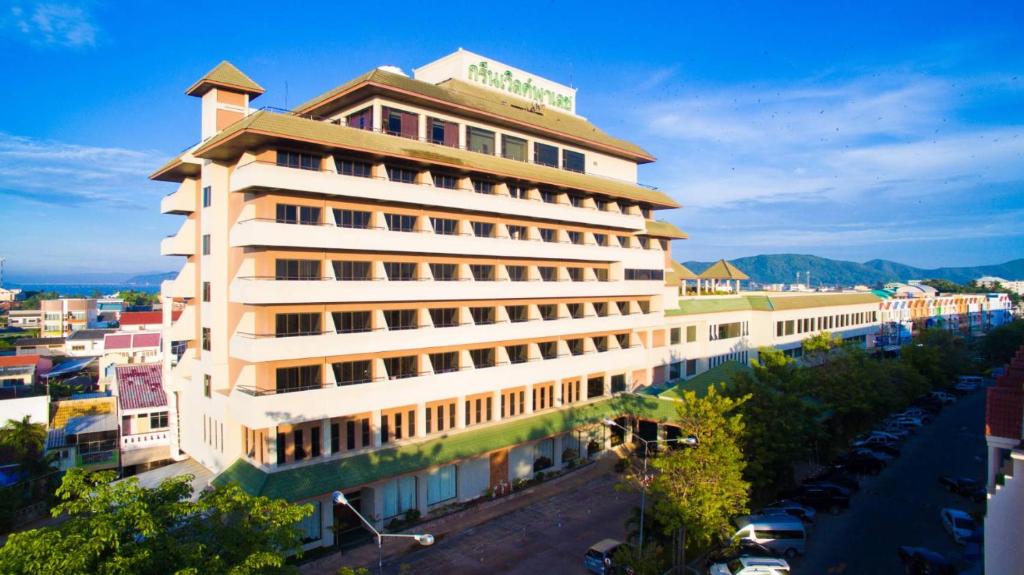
[502,135,527,161]
[534,143,558,167]
[563,149,585,173]
[467,127,496,155]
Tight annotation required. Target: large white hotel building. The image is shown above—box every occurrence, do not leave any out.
[152,50,997,549]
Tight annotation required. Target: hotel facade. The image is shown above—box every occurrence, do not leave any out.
[153,51,1012,548]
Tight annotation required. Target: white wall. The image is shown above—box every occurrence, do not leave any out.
[0,396,48,425]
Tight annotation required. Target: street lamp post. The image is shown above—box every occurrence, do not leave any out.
[601,417,697,558]
[332,491,434,575]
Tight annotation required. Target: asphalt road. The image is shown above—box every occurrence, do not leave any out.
[795,388,987,574]
[381,470,633,574]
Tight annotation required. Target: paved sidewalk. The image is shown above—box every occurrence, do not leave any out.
[301,454,624,574]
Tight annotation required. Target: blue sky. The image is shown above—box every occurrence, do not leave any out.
[1,0,1022,277]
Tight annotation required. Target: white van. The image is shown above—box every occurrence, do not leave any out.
[733,515,806,558]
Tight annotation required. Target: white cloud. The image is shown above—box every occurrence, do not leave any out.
[0,133,167,208]
[5,2,97,48]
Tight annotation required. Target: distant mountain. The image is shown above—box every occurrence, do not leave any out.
[123,272,177,286]
[683,254,1024,287]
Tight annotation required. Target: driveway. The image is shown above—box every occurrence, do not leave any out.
[795,389,987,574]
[380,469,633,574]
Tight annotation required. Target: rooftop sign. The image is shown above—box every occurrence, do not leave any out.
[414,49,577,115]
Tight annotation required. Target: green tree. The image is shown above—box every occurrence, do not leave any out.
[0,468,312,575]
[119,289,160,307]
[0,416,47,469]
[980,320,1024,366]
[801,331,843,365]
[650,386,750,566]
[17,291,59,310]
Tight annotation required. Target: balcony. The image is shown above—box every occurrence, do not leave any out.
[162,261,196,299]
[229,275,663,305]
[229,219,665,268]
[160,218,196,256]
[226,345,647,428]
[166,304,196,342]
[230,311,661,362]
[121,430,171,451]
[160,180,197,215]
[76,449,119,469]
[229,161,645,231]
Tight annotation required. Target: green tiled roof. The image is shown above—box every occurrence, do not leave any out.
[186,61,265,97]
[698,259,750,280]
[765,292,881,310]
[184,110,678,207]
[666,292,881,316]
[292,68,653,162]
[659,361,751,400]
[644,220,688,239]
[213,394,681,502]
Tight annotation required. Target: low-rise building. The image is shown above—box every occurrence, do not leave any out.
[0,288,22,302]
[114,364,173,474]
[100,332,162,380]
[984,346,1024,575]
[40,298,98,337]
[65,328,115,357]
[0,355,51,426]
[977,276,1024,295]
[7,309,40,328]
[119,310,177,332]
[46,395,119,472]
[13,336,66,357]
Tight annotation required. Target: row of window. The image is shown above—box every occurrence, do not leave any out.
[709,350,750,369]
[270,203,655,249]
[709,321,750,341]
[346,106,588,173]
[775,311,878,337]
[273,257,617,283]
[669,325,699,345]
[668,359,699,380]
[270,300,651,337]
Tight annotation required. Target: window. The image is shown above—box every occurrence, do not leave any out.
[686,325,697,342]
[470,348,495,368]
[429,118,458,147]
[427,465,457,505]
[502,135,527,162]
[470,264,494,281]
[686,359,698,377]
[506,344,528,364]
[203,374,211,397]
[506,305,528,323]
[538,304,558,320]
[567,338,583,356]
[201,327,211,351]
[593,335,609,352]
[384,107,418,139]
[611,374,627,393]
[638,236,650,249]
[538,341,558,359]
[711,321,747,340]
[386,165,418,184]
[670,328,681,345]
[202,185,211,207]
[617,235,630,248]
[539,190,558,204]
[539,266,557,281]
[567,194,583,207]
[472,179,494,195]
[508,184,527,199]
[336,158,372,177]
[594,268,609,282]
[539,228,556,242]
[346,107,372,130]
[276,150,321,171]
[567,303,583,319]
[617,301,630,315]
[635,299,648,314]
[202,234,210,255]
[384,262,416,281]
[624,269,665,281]
[384,213,417,232]
[330,359,374,386]
[149,412,169,429]
[467,126,496,154]
[294,429,306,461]
[276,204,320,225]
[616,332,630,349]
[472,222,494,238]
[334,209,371,229]
[384,356,418,379]
[593,233,607,247]
[383,309,418,330]
[534,439,554,470]
[594,302,608,317]
[275,313,321,337]
[333,261,371,281]
[506,265,527,282]
[431,217,458,236]
[596,198,609,211]
[563,149,585,173]
[311,427,321,458]
[566,267,583,282]
[567,231,582,245]
[587,376,604,398]
[429,307,459,328]
[433,173,459,189]
[332,311,371,334]
[470,307,495,325]
[430,351,459,374]
[669,362,682,380]
[382,476,417,519]
[534,142,558,167]
[202,281,210,302]
[507,224,527,240]
[276,259,321,280]
[429,263,457,281]
[276,365,321,393]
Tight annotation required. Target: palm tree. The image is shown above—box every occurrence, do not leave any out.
[0,416,47,466]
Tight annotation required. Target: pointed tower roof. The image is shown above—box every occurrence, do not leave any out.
[643,220,688,239]
[666,260,698,286]
[186,61,264,98]
[698,259,749,280]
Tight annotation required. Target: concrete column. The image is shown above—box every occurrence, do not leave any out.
[267,426,278,467]
[321,419,331,456]
[456,396,467,430]
[524,385,534,415]
[417,471,430,515]
[371,409,382,448]
[493,390,503,421]
[320,494,335,546]
[554,379,564,407]
[416,403,427,438]
[579,374,589,401]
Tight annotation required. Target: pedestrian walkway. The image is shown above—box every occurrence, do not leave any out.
[300,454,622,574]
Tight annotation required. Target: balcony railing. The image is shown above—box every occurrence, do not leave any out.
[0,385,48,399]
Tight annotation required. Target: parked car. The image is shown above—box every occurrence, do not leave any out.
[852,436,901,456]
[834,451,887,475]
[806,467,860,492]
[897,546,955,575]
[705,539,781,569]
[865,430,904,443]
[708,556,791,575]
[953,382,978,395]
[732,515,806,558]
[787,484,850,514]
[938,476,985,502]
[929,391,957,404]
[585,539,630,575]
[888,416,925,429]
[877,425,912,440]
[896,407,931,420]
[760,500,816,523]
[940,508,977,544]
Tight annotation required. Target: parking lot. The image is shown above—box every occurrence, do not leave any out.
[794,387,987,574]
